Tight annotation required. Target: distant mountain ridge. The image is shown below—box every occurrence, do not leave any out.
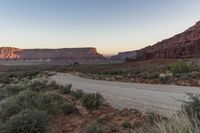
[0,47,105,60]
[111,21,200,60]
[111,50,137,60]
[136,21,200,59]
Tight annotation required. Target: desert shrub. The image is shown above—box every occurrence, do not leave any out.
[144,112,164,126]
[101,69,127,75]
[140,113,199,133]
[189,71,200,79]
[47,81,60,90]
[170,61,193,74]
[61,102,76,115]
[5,84,25,95]
[70,89,85,99]
[59,84,72,94]
[81,93,104,110]
[20,71,40,79]
[0,84,25,100]
[0,97,22,122]
[38,92,64,113]
[0,75,10,84]
[85,122,106,133]
[137,72,151,79]
[28,79,47,92]
[16,90,39,109]
[0,110,49,133]
[182,93,200,122]
[122,120,132,129]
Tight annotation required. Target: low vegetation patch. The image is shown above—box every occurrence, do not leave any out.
[81,93,104,110]
[85,121,106,133]
[58,84,72,94]
[170,61,194,74]
[61,102,76,115]
[70,89,85,99]
[0,72,71,132]
[38,92,65,113]
[122,120,132,129]
[182,93,200,123]
[0,110,49,133]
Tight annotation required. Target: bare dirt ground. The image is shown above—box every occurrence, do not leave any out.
[50,73,200,117]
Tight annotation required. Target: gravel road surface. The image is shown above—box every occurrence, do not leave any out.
[50,73,200,116]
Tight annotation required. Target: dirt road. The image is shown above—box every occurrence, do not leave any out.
[50,73,200,116]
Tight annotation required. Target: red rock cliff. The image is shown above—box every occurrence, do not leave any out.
[0,47,105,60]
[136,21,200,59]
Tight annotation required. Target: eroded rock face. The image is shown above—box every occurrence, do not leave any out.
[136,21,200,60]
[0,47,105,60]
[111,51,137,60]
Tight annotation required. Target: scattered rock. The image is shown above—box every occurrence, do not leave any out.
[76,105,88,116]
[197,80,200,86]
[190,71,200,78]
[115,75,123,80]
[159,74,167,80]
[166,73,173,78]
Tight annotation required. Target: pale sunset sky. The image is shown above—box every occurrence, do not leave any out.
[0,0,200,54]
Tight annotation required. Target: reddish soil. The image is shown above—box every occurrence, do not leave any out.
[50,94,146,133]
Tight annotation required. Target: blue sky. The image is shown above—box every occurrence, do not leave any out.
[0,0,200,54]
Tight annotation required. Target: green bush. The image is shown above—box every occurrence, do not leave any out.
[170,61,193,74]
[0,97,21,122]
[0,110,49,133]
[140,113,199,133]
[84,122,106,133]
[0,84,25,100]
[81,93,104,110]
[4,84,25,95]
[70,89,85,99]
[16,90,39,109]
[61,102,76,115]
[28,79,47,92]
[0,75,10,84]
[122,120,132,129]
[182,93,200,122]
[137,72,151,79]
[38,92,64,113]
[59,84,72,94]
[48,81,60,90]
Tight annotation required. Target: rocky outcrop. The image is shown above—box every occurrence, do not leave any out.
[111,51,137,60]
[136,21,200,60]
[0,47,105,60]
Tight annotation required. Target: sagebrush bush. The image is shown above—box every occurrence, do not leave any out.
[0,97,21,122]
[70,89,85,99]
[38,92,64,113]
[170,61,193,74]
[81,93,104,110]
[59,84,72,94]
[0,84,25,100]
[5,84,25,95]
[61,102,76,115]
[16,90,39,109]
[182,93,200,122]
[48,81,60,90]
[122,120,132,129]
[140,113,200,133]
[137,72,151,79]
[85,122,106,133]
[0,75,10,84]
[0,110,49,133]
[28,79,47,92]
